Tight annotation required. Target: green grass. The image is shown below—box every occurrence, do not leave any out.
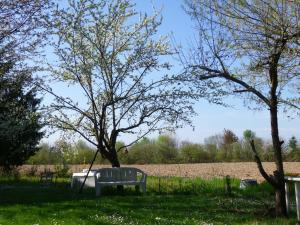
[0,176,299,225]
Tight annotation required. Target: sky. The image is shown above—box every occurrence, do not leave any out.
[132,0,300,143]
[43,0,300,145]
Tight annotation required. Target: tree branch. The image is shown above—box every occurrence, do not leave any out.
[195,65,271,107]
[250,140,277,187]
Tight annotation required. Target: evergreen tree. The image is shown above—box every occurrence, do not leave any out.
[0,61,43,171]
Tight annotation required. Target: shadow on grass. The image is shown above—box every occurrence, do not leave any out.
[0,176,93,204]
[0,176,298,225]
[0,175,273,206]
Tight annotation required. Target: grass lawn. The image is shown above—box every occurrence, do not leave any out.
[0,176,298,225]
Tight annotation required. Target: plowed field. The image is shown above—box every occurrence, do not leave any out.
[21,162,300,182]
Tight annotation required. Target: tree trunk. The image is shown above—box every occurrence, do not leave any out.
[108,148,123,192]
[275,185,287,216]
[267,56,287,217]
[109,148,120,168]
[270,104,287,217]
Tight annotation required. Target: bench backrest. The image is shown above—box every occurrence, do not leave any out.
[95,167,144,182]
[120,167,137,181]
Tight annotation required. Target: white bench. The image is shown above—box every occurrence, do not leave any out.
[95,167,147,196]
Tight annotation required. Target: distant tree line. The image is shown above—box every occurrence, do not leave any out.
[27,130,300,165]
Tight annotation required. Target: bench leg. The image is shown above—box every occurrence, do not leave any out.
[285,182,290,214]
[71,178,75,188]
[140,184,146,193]
[95,184,102,196]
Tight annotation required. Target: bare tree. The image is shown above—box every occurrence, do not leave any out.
[45,0,195,170]
[183,0,300,216]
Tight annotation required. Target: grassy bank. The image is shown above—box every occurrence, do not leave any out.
[0,176,298,225]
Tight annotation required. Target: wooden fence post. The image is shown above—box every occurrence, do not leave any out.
[224,175,232,196]
[158,177,161,193]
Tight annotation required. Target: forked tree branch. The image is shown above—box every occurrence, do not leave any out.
[196,66,271,107]
[250,140,277,187]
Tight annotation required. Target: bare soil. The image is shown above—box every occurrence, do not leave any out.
[20,162,300,182]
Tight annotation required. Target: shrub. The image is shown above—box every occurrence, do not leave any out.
[54,163,70,178]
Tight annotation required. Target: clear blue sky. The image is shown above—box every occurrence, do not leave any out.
[43,0,300,144]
